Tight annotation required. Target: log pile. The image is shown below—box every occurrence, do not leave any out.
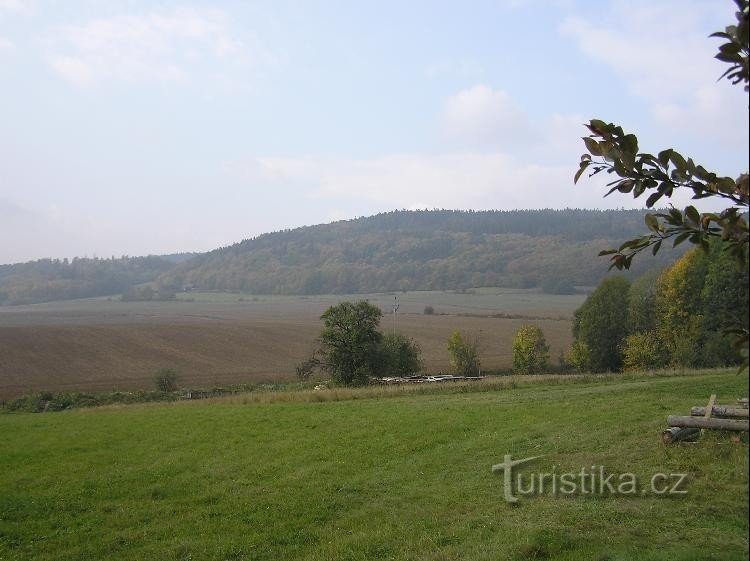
[662,394,749,444]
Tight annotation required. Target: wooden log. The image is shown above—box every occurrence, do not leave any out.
[666,416,749,431]
[738,398,749,409]
[704,394,716,418]
[662,427,700,444]
[690,406,749,418]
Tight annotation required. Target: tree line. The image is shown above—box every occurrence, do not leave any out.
[568,240,748,373]
[0,256,178,306]
[157,209,680,296]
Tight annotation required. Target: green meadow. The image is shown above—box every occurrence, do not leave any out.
[1,370,748,561]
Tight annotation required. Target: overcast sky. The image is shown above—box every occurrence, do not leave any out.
[1,0,747,264]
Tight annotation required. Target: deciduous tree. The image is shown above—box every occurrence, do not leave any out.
[512,325,549,375]
[319,301,383,386]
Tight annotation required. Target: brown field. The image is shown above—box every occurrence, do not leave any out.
[0,289,584,399]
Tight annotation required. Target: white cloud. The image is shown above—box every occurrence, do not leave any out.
[227,80,709,214]
[231,150,690,212]
[439,85,532,150]
[47,8,273,86]
[559,0,747,146]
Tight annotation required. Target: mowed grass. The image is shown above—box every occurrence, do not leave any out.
[1,370,747,560]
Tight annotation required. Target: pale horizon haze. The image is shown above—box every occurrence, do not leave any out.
[1,0,748,264]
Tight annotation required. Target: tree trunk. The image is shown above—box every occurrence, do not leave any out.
[666,416,749,431]
[662,427,700,444]
[690,406,749,418]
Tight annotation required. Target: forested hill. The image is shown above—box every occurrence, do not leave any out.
[157,209,680,295]
[0,255,193,306]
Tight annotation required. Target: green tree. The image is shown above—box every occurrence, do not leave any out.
[378,333,423,376]
[700,242,750,365]
[447,330,481,377]
[627,267,663,335]
[512,325,549,375]
[574,0,749,367]
[655,249,708,367]
[566,340,591,373]
[319,301,383,386]
[572,277,630,372]
[153,368,179,392]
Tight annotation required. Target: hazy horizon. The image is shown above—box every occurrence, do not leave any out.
[2,0,747,264]
[1,206,659,265]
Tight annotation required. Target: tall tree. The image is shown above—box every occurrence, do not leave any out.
[319,301,383,386]
[512,325,549,375]
[655,249,708,367]
[572,277,630,372]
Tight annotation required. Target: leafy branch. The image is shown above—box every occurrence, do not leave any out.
[574,119,748,270]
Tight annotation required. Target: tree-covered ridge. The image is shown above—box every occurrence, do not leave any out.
[158,209,681,295]
[0,255,179,305]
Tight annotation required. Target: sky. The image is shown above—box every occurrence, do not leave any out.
[0,0,747,264]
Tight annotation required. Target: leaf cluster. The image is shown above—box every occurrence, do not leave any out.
[575,119,748,270]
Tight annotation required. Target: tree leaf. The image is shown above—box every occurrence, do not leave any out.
[646,192,663,207]
[582,137,602,156]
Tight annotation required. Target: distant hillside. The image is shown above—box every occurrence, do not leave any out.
[0,255,184,306]
[157,209,681,295]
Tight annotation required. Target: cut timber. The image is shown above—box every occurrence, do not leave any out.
[704,394,717,418]
[738,398,749,409]
[662,427,700,444]
[666,416,749,431]
[691,406,749,418]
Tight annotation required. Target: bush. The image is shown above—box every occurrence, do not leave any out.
[621,332,668,371]
[153,368,179,392]
[295,349,321,381]
[423,305,435,315]
[512,325,549,375]
[378,333,422,376]
[447,330,481,377]
[566,341,591,373]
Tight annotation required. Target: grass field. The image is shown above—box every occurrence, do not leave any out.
[1,369,747,560]
[0,289,584,399]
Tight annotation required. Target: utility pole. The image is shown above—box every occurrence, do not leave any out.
[392,295,399,334]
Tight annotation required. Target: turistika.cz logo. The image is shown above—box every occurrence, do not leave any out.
[491,455,688,503]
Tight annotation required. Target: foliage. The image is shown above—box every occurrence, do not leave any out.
[540,277,576,295]
[423,305,435,315]
[447,330,481,377]
[155,209,678,296]
[0,255,178,306]
[621,332,669,372]
[574,0,749,367]
[121,284,176,302]
[3,389,181,412]
[377,333,423,376]
[566,340,591,373]
[572,277,630,372]
[712,0,750,90]
[626,267,662,334]
[319,301,383,386]
[295,348,321,381]
[655,249,708,367]
[512,325,550,375]
[153,368,179,392]
[654,243,748,367]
